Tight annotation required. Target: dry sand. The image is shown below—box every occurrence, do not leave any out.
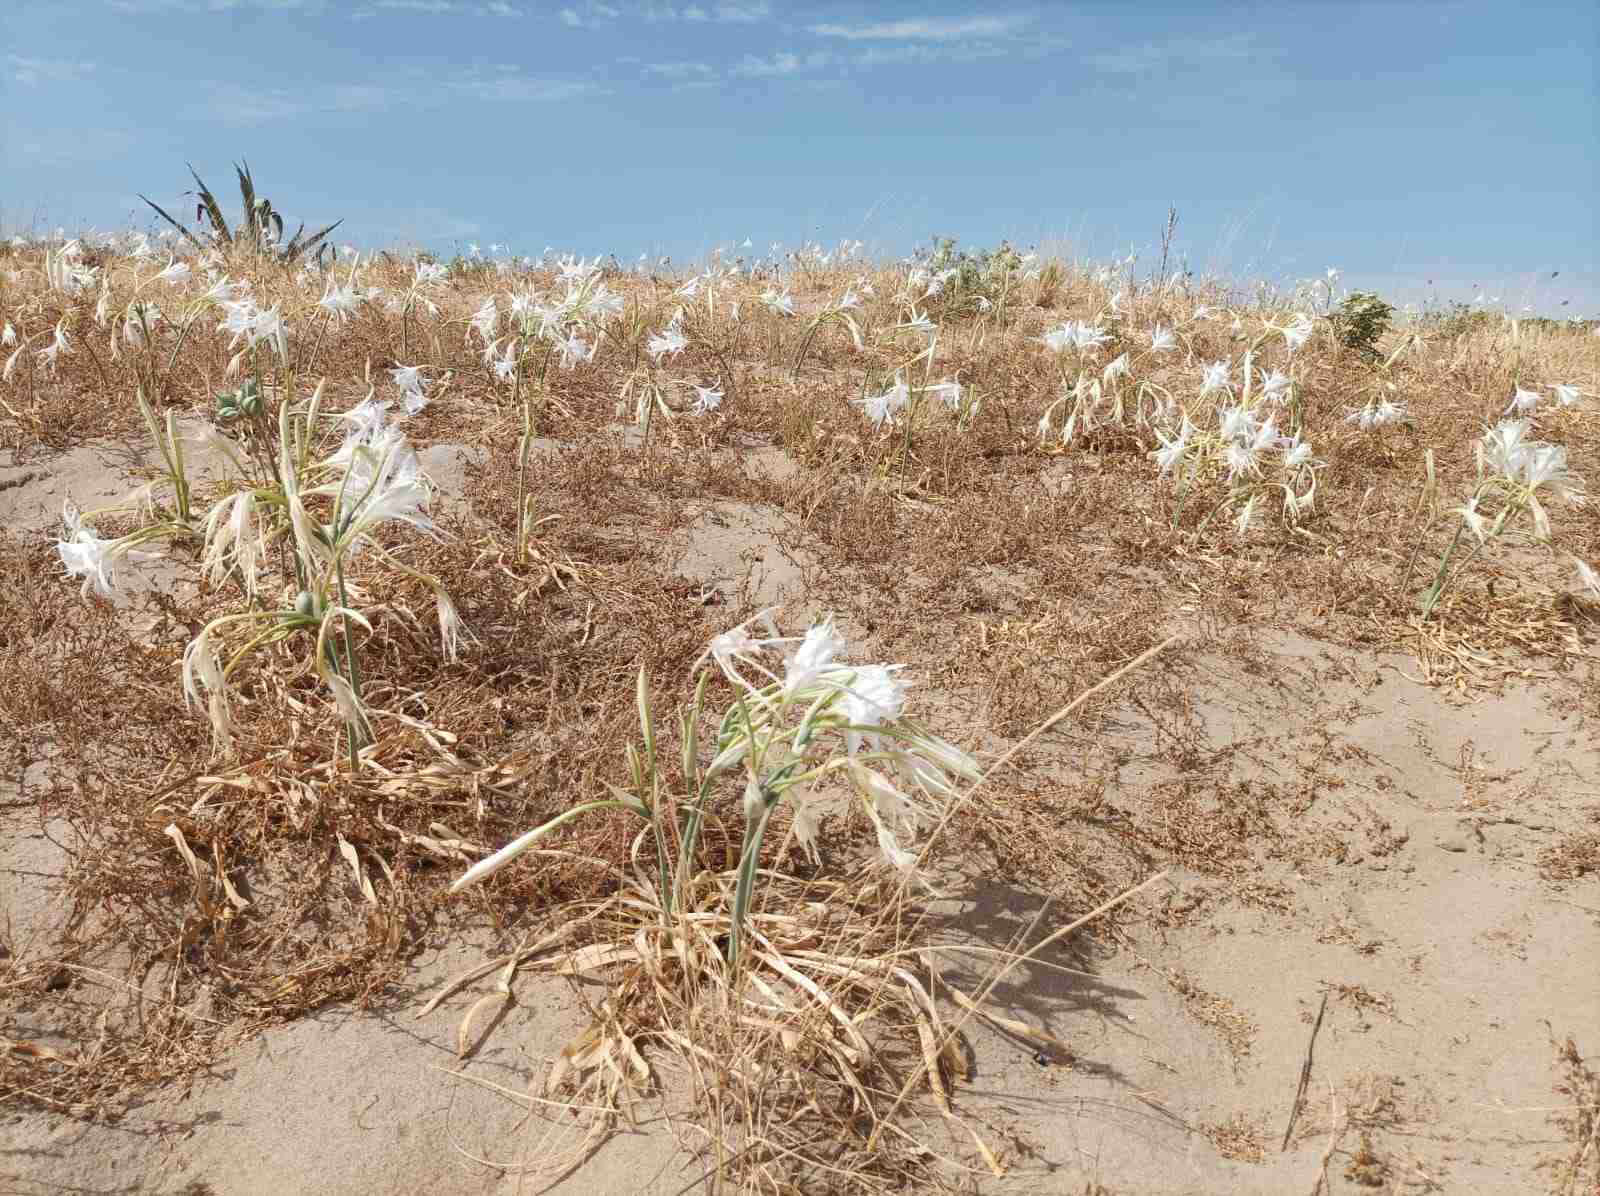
[4,431,1598,1195]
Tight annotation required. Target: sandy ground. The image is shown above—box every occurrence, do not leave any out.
[4,430,1598,1195]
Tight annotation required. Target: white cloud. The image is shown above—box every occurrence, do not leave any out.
[728,48,836,77]
[3,125,134,169]
[330,84,393,112]
[8,55,97,86]
[357,0,528,12]
[852,40,1012,67]
[1089,36,1252,74]
[449,76,604,102]
[568,0,764,24]
[708,1,768,19]
[205,72,600,125]
[808,14,1028,40]
[209,85,308,125]
[559,0,620,25]
[108,0,315,11]
[647,61,714,78]
[733,51,800,77]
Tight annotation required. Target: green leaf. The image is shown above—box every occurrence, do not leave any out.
[138,194,208,254]
[188,163,231,245]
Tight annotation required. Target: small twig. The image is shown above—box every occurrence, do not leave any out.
[1307,1079,1344,1196]
[1283,990,1329,1151]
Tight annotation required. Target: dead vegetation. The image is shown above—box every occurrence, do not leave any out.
[2,230,1598,1191]
[1542,1032,1600,1196]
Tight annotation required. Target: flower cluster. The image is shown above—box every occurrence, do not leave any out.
[700,611,980,873]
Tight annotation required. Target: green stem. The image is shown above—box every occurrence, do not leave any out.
[727,787,778,968]
[1419,522,1468,620]
[334,560,365,770]
[300,311,332,376]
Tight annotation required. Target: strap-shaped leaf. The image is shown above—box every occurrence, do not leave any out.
[138,194,207,253]
[188,162,231,244]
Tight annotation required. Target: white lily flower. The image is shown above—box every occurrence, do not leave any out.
[318,281,363,324]
[925,379,963,410]
[647,325,688,361]
[56,501,160,600]
[1151,416,1194,475]
[854,374,910,427]
[390,364,425,400]
[1281,312,1314,353]
[468,296,499,345]
[840,664,906,754]
[154,256,191,286]
[699,608,783,693]
[784,617,843,695]
[1456,496,1492,543]
[1505,386,1542,414]
[690,384,723,414]
[200,491,265,601]
[1280,433,1315,471]
[1199,359,1231,396]
[1217,404,1253,442]
[1223,441,1259,481]
[38,319,71,373]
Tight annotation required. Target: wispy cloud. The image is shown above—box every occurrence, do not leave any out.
[114,0,524,14]
[108,0,316,12]
[697,1,769,19]
[209,84,309,125]
[206,71,602,125]
[3,125,134,168]
[807,14,1029,41]
[851,39,1017,67]
[355,0,528,13]
[8,55,97,86]
[732,50,831,77]
[449,76,604,102]
[732,52,799,77]
[371,0,458,11]
[562,0,766,27]
[1089,36,1253,74]
[646,61,714,78]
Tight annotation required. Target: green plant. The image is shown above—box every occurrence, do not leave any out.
[450,612,980,966]
[57,380,470,769]
[1413,417,1587,617]
[918,236,1026,316]
[1333,290,1395,360]
[140,160,342,267]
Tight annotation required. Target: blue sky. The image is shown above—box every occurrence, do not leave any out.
[4,0,1596,314]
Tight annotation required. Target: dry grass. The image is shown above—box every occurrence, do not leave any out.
[2,230,1598,1190]
[1541,1033,1600,1196]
